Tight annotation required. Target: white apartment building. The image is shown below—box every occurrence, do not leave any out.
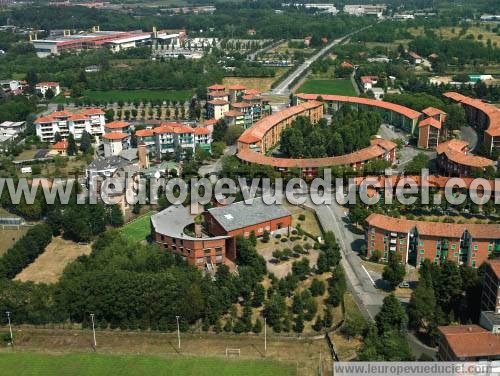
[34,109,105,143]
[103,132,130,157]
[153,123,195,156]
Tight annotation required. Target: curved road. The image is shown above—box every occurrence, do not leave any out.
[270,25,374,96]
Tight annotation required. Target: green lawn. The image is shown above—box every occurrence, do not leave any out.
[296,79,357,96]
[0,353,295,376]
[52,89,194,104]
[119,212,154,243]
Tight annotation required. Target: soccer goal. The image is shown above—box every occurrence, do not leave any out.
[225,348,241,357]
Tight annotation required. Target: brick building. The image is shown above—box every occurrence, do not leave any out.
[151,197,291,270]
[365,214,500,268]
[436,139,494,177]
[482,260,500,313]
[437,325,500,361]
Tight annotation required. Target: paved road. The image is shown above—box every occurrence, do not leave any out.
[460,125,478,152]
[270,25,374,96]
[198,145,236,177]
[247,39,284,61]
[305,195,437,358]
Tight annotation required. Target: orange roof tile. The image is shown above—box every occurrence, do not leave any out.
[366,214,500,239]
[208,90,228,97]
[238,101,323,144]
[68,113,88,121]
[153,122,194,134]
[207,84,225,91]
[370,138,397,151]
[80,108,105,116]
[444,92,500,138]
[135,129,154,137]
[203,119,218,126]
[51,140,68,150]
[418,117,442,129]
[194,127,211,135]
[231,102,252,109]
[242,94,261,101]
[237,144,392,169]
[340,61,354,69]
[207,99,229,106]
[36,82,59,87]
[438,325,500,358]
[436,139,493,168]
[296,93,422,119]
[103,132,128,140]
[51,111,72,118]
[422,106,446,117]
[105,121,129,129]
[245,89,260,95]
[224,110,244,117]
[361,76,378,84]
[35,116,55,123]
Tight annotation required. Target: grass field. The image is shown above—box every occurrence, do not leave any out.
[296,79,357,96]
[223,68,288,93]
[0,353,295,376]
[53,89,194,104]
[408,25,500,46]
[14,237,91,284]
[0,226,28,256]
[119,212,155,243]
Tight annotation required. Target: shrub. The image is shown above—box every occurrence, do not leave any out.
[275,234,282,239]
[293,244,304,254]
[303,242,312,250]
[281,237,288,243]
[313,243,320,250]
[291,229,298,235]
[298,214,306,221]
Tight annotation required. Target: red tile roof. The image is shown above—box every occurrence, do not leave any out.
[207,99,229,106]
[438,325,500,358]
[245,89,260,95]
[419,117,442,129]
[340,61,354,69]
[103,132,128,140]
[208,90,228,97]
[81,108,105,116]
[444,92,500,137]
[35,116,55,123]
[51,140,68,150]
[361,76,378,84]
[207,84,225,91]
[237,143,393,169]
[296,93,422,119]
[135,129,154,137]
[242,94,261,101]
[436,139,493,168]
[224,110,244,117]
[366,214,500,239]
[51,111,72,118]
[153,122,194,134]
[408,51,421,59]
[238,101,323,144]
[422,106,446,117]
[194,127,211,135]
[203,119,218,126]
[231,102,252,109]
[105,121,129,129]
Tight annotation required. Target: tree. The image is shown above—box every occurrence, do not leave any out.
[53,132,62,142]
[293,314,304,334]
[382,252,406,290]
[408,264,436,331]
[224,125,244,145]
[309,279,325,297]
[67,133,77,156]
[45,88,55,100]
[79,130,92,154]
[252,318,263,333]
[375,294,407,335]
[212,119,227,142]
[107,205,124,227]
[211,141,226,158]
[405,153,430,174]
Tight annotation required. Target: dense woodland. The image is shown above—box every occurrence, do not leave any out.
[280,109,382,158]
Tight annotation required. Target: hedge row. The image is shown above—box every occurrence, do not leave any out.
[0,224,52,279]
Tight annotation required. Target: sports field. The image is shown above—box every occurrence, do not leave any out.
[296,79,357,96]
[119,212,154,243]
[0,353,295,376]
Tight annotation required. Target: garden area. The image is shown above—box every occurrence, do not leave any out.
[119,212,155,243]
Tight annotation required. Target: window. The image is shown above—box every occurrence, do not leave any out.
[204,249,211,254]
[419,241,424,246]
[472,261,476,268]
[451,244,456,250]
[473,245,478,251]
[453,252,458,257]
[400,239,405,245]
[420,250,425,254]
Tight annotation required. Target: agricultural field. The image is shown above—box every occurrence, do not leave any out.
[54,89,194,104]
[296,79,357,96]
[14,237,91,284]
[119,212,155,243]
[0,353,295,376]
[407,25,500,46]
[223,68,288,93]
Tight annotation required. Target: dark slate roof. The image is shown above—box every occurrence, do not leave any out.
[207,197,291,232]
[87,156,129,171]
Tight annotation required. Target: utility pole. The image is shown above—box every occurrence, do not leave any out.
[176,316,181,350]
[264,317,267,354]
[90,313,97,348]
[6,311,13,345]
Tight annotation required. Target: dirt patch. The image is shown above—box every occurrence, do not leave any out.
[14,237,91,284]
[0,226,29,256]
[0,328,332,376]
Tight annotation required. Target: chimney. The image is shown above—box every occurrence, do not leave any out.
[93,25,100,32]
[152,26,157,38]
[138,142,149,169]
[64,29,70,36]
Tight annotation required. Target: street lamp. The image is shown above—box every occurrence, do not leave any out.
[175,316,181,350]
[5,311,13,345]
[90,313,97,348]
